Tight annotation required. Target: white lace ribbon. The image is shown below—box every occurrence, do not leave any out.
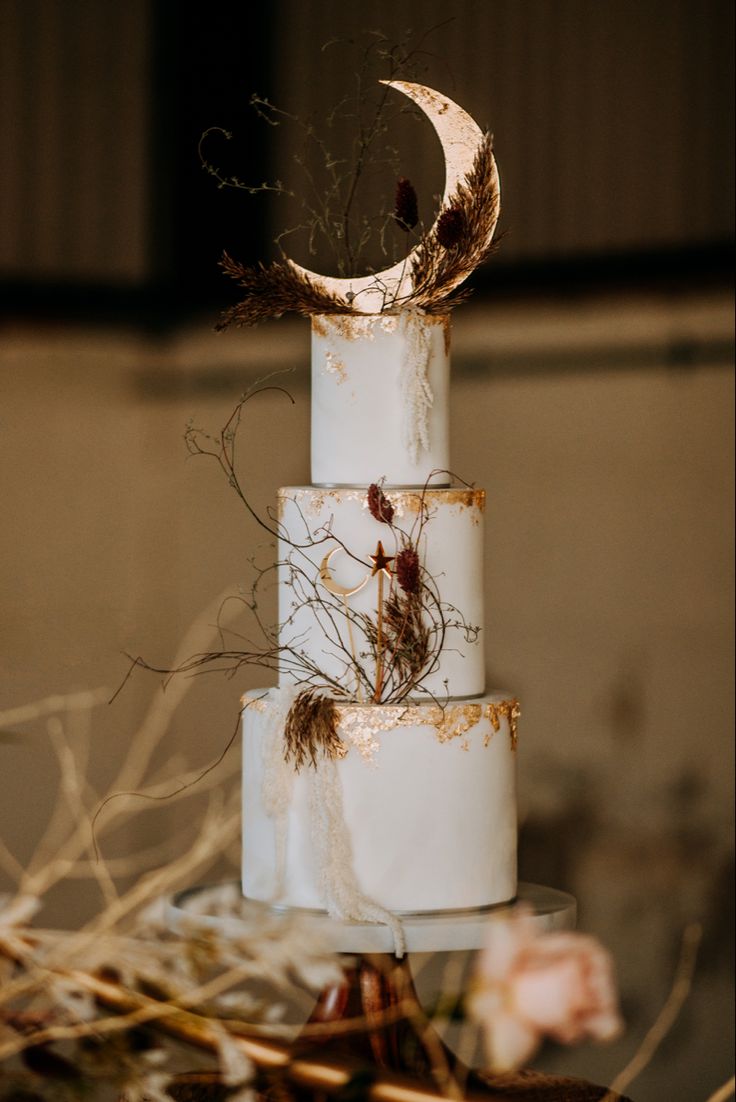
[258,688,405,957]
[259,687,298,901]
[307,754,406,958]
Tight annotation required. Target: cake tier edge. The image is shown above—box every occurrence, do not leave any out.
[311,312,451,486]
[241,688,518,914]
[276,485,486,700]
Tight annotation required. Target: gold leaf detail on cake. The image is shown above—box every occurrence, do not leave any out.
[507,699,521,750]
[278,487,484,520]
[243,693,520,760]
[241,692,269,712]
[323,352,348,383]
[335,699,520,760]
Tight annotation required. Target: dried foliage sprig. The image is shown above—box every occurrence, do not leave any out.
[367,481,395,525]
[379,588,431,686]
[284,690,343,770]
[216,127,500,324]
[279,472,481,705]
[395,546,420,594]
[216,253,355,329]
[198,126,293,196]
[407,131,501,312]
[132,390,478,707]
[215,31,453,328]
[289,27,456,279]
[394,177,419,231]
[435,208,465,248]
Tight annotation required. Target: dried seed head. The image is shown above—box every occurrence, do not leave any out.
[396,546,420,594]
[367,483,395,525]
[284,690,344,770]
[436,208,465,249]
[394,177,419,231]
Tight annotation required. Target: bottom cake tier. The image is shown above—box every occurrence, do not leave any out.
[241,689,519,914]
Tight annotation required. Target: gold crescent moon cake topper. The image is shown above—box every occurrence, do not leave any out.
[286,80,501,314]
[318,547,371,598]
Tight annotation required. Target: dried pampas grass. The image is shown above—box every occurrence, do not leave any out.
[283,690,344,770]
[216,254,356,329]
[408,132,501,312]
[216,132,501,326]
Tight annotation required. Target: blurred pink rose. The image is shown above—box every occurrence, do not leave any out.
[467,907,623,1072]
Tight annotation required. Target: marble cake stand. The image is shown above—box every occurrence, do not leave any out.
[168,882,576,1083]
[167,881,576,954]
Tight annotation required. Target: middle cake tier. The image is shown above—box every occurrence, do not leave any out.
[277,486,486,700]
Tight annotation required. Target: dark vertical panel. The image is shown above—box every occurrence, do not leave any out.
[0,0,24,269]
[147,0,275,314]
[14,0,41,273]
[0,0,731,316]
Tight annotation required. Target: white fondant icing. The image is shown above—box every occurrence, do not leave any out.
[277,486,485,700]
[311,314,450,487]
[242,690,517,913]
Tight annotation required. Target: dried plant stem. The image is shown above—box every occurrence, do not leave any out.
[81,798,239,941]
[338,593,364,702]
[374,569,386,702]
[380,959,464,1102]
[47,715,118,912]
[706,1077,736,1102]
[0,688,109,728]
[112,589,244,795]
[1,592,243,920]
[0,835,24,880]
[0,942,500,1102]
[0,942,283,1061]
[0,794,239,1009]
[601,922,702,1101]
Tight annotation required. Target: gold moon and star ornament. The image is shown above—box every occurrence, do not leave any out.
[319,544,380,702]
[369,541,395,579]
[318,547,371,598]
[286,80,500,314]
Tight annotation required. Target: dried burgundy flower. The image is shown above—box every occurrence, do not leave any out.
[394,177,419,231]
[436,208,465,248]
[396,546,420,594]
[367,483,394,525]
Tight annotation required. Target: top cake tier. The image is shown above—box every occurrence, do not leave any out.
[311,313,451,488]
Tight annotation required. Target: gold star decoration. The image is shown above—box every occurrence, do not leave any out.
[369,540,394,579]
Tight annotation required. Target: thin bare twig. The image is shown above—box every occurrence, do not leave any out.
[601,923,702,1101]
[705,1076,736,1102]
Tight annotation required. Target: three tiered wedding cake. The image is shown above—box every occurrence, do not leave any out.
[222,81,518,940]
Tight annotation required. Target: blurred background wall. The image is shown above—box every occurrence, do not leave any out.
[0,1,733,1098]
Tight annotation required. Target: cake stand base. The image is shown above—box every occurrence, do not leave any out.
[166,884,630,1099]
[294,952,625,1100]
